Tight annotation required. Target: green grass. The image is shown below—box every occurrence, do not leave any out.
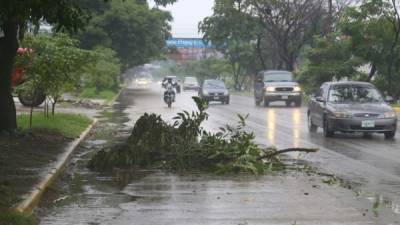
[17,113,93,138]
[98,90,116,101]
[80,87,117,101]
[79,87,97,98]
[0,211,36,225]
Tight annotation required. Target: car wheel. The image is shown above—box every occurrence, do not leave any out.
[323,118,334,137]
[384,131,396,139]
[264,99,269,107]
[308,113,317,133]
[285,101,291,107]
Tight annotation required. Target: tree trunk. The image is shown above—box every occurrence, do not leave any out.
[256,35,267,69]
[0,22,19,132]
[52,96,58,116]
[366,62,376,82]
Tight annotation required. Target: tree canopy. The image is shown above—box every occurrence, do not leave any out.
[75,0,173,68]
[299,0,400,98]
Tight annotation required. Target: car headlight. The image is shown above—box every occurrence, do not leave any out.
[293,86,301,92]
[266,87,275,92]
[224,90,229,95]
[203,90,209,96]
[332,111,352,118]
[383,111,397,118]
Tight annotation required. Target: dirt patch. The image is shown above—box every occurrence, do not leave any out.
[0,129,70,208]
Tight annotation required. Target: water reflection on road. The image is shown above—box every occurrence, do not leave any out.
[36,86,400,224]
[266,109,275,146]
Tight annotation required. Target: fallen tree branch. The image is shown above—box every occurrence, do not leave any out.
[258,148,319,160]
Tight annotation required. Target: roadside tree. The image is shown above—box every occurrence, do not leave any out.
[199,0,261,90]
[76,0,173,69]
[81,47,121,96]
[21,34,90,126]
[0,0,176,132]
[250,0,326,70]
[339,0,400,99]
[297,34,364,93]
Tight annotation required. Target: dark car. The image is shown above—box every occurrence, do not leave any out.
[199,79,230,104]
[183,76,200,91]
[257,70,302,107]
[308,81,398,139]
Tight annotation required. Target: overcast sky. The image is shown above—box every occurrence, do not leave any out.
[149,0,214,38]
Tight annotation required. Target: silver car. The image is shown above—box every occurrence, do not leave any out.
[199,79,230,104]
[183,76,200,91]
[308,81,397,139]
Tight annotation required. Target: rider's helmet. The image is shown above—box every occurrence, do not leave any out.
[167,77,173,83]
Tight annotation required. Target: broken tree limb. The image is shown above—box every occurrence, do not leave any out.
[258,148,319,160]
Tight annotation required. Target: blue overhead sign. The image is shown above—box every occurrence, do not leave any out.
[166,38,213,49]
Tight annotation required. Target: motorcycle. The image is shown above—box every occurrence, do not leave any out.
[164,83,175,108]
[254,88,264,106]
[254,79,265,106]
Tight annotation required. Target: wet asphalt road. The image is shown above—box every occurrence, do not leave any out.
[126,85,400,208]
[36,85,400,224]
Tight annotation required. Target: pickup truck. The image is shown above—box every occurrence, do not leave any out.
[256,70,302,107]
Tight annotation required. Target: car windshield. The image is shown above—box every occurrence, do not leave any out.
[204,80,225,89]
[328,85,383,103]
[263,72,293,82]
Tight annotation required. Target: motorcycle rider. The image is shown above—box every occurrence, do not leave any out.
[254,75,264,101]
[163,77,176,102]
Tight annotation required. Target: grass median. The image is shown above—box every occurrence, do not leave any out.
[0,113,92,225]
[80,87,117,102]
[17,113,93,138]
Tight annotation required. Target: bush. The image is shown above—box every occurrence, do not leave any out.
[81,47,121,94]
[88,97,315,175]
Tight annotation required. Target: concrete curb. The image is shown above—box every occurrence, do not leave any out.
[105,87,124,106]
[14,118,98,215]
